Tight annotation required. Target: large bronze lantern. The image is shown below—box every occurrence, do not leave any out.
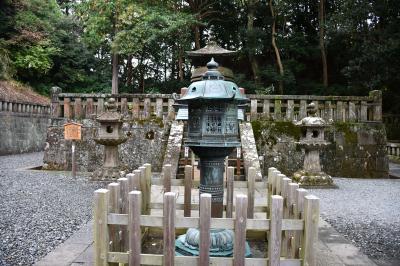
[175,58,250,257]
[177,58,248,217]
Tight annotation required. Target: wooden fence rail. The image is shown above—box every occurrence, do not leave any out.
[94,164,320,266]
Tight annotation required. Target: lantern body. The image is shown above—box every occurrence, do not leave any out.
[187,101,239,148]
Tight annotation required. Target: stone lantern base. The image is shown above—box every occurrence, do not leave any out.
[292,170,333,186]
[175,228,251,257]
[91,166,126,181]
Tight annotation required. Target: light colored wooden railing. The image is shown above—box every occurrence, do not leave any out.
[93,164,320,266]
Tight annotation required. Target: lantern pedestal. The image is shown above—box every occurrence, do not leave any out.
[175,228,251,257]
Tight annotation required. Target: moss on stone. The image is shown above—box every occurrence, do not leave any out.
[334,122,358,144]
[135,116,164,128]
[251,120,301,147]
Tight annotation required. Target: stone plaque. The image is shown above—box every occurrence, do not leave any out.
[64,122,82,140]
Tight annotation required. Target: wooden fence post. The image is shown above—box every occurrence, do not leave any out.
[301,195,320,266]
[226,166,234,218]
[108,183,120,266]
[280,177,291,258]
[271,170,279,196]
[134,170,143,190]
[247,167,256,219]
[127,172,139,192]
[94,189,109,266]
[199,193,211,265]
[139,166,149,214]
[268,195,283,266]
[295,188,308,258]
[287,183,299,258]
[129,191,142,266]
[267,167,277,194]
[163,192,176,266]
[267,168,277,215]
[118,177,129,251]
[184,165,193,217]
[144,163,152,214]
[234,194,248,266]
[276,174,285,195]
[163,164,172,193]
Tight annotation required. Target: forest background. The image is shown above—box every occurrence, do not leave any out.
[0,0,399,114]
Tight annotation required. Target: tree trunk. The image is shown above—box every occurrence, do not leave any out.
[269,0,284,94]
[111,53,118,94]
[247,1,260,85]
[319,0,328,87]
[178,47,184,81]
[194,25,201,49]
[126,55,133,88]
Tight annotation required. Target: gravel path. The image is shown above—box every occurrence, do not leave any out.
[0,152,104,266]
[309,178,400,266]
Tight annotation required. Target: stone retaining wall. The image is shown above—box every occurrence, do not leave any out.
[254,121,388,178]
[43,118,169,173]
[0,111,50,155]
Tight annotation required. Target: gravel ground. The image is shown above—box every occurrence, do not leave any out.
[0,152,104,266]
[309,177,400,266]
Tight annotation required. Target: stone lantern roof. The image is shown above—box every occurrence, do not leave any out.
[296,102,327,127]
[96,98,123,122]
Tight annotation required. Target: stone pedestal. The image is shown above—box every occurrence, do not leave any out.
[293,102,334,187]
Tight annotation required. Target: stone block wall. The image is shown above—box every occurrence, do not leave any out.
[0,112,50,155]
[43,118,169,173]
[253,120,389,178]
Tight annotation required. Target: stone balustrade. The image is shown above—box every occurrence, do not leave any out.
[247,90,382,122]
[0,99,51,115]
[51,90,383,122]
[387,142,400,159]
[51,93,175,120]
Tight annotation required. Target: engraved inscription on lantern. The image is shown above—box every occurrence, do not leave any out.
[189,108,202,133]
[206,115,222,134]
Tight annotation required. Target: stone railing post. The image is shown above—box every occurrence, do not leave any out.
[50,86,62,117]
[370,90,382,121]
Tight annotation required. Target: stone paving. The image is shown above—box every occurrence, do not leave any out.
[309,178,400,266]
[0,152,103,266]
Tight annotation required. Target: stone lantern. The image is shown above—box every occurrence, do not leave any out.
[92,98,128,180]
[174,58,250,256]
[292,102,333,186]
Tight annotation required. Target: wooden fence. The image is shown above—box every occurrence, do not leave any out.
[52,90,382,123]
[94,164,320,266]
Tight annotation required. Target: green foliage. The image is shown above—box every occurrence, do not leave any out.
[14,42,59,75]
[0,0,398,116]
